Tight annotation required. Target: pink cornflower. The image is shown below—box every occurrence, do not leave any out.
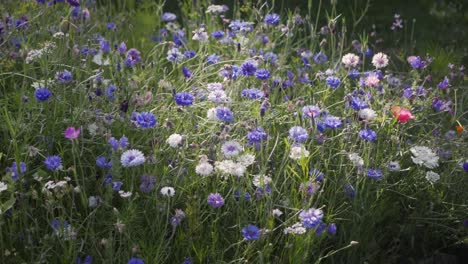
[64,127,80,140]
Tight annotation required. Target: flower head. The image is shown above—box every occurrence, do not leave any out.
[64,127,80,140]
[44,155,62,171]
[221,141,243,158]
[372,52,389,68]
[359,128,377,142]
[299,208,323,228]
[207,193,225,208]
[410,146,439,169]
[242,224,260,240]
[35,88,52,102]
[342,53,360,67]
[366,168,383,180]
[125,48,141,67]
[289,126,309,143]
[391,106,414,123]
[175,92,194,106]
[264,13,280,26]
[120,149,145,167]
[132,112,157,129]
[425,171,440,183]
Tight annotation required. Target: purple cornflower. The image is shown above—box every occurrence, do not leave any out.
[437,77,450,90]
[359,128,377,142]
[64,127,80,140]
[106,85,116,100]
[161,12,176,22]
[140,175,156,193]
[44,155,62,171]
[407,56,427,69]
[327,223,337,235]
[126,48,141,67]
[324,115,342,129]
[302,105,321,118]
[182,66,192,78]
[174,92,194,106]
[106,22,116,31]
[127,258,144,264]
[241,61,257,76]
[66,0,80,7]
[132,112,157,128]
[348,69,360,79]
[241,88,264,100]
[35,88,52,102]
[463,161,468,172]
[6,161,27,180]
[55,70,72,84]
[289,126,309,143]
[247,127,268,147]
[299,181,315,196]
[313,52,328,64]
[215,106,234,122]
[242,224,260,240]
[206,54,220,65]
[316,223,327,235]
[299,208,324,228]
[326,76,340,89]
[432,98,452,112]
[207,193,225,208]
[99,39,110,53]
[264,13,280,26]
[350,97,369,110]
[211,30,225,39]
[96,156,112,170]
[367,168,383,180]
[109,136,128,151]
[228,20,254,34]
[255,68,271,80]
[184,50,196,59]
[112,182,123,191]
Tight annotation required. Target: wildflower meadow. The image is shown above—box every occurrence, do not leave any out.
[1,0,467,263]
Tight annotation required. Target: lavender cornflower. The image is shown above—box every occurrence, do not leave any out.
[167,48,184,63]
[109,136,128,151]
[161,12,177,22]
[264,13,280,26]
[367,168,383,180]
[241,88,264,100]
[125,48,141,67]
[132,112,157,129]
[55,70,72,83]
[242,224,260,240]
[299,208,324,228]
[241,61,257,76]
[326,76,340,89]
[221,141,243,158]
[6,161,27,180]
[140,175,156,193]
[215,106,234,122]
[35,88,52,102]
[350,97,369,110]
[264,52,278,64]
[120,149,145,167]
[359,128,377,142]
[349,69,360,79]
[302,105,321,118]
[44,155,62,171]
[407,56,427,69]
[228,20,254,34]
[289,126,309,143]
[207,193,225,208]
[206,54,220,65]
[247,127,268,147]
[175,92,194,106]
[437,77,450,90]
[324,115,342,129]
[313,52,328,64]
[255,68,271,80]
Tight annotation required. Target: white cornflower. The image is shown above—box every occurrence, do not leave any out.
[206,4,229,14]
[289,145,310,160]
[272,209,283,217]
[0,182,7,193]
[341,53,360,67]
[118,190,132,198]
[348,153,364,167]
[284,222,307,235]
[221,141,243,158]
[252,175,272,187]
[425,171,440,183]
[120,149,146,168]
[195,162,214,176]
[207,82,224,91]
[206,107,218,120]
[214,160,246,177]
[52,32,66,39]
[237,154,255,167]
[372,52,389,68]
[410,146,439,169]
[208,89,228,103]
[192,28,209,42]
[358,108,377,121]
[160,186,175,197]
[166,133,184,148]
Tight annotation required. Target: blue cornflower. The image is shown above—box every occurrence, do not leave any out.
[463,161,468,172]
[132,112,157,129]
[264,13,280,26]
[99,39,110,53]
[241,61,257,76]
[44,155,62,171]
[55,70,72,84]
[109,136,128,151]
[172,30,187,46]
[106,85,116,100]
[215,106,234,122]
[324,115,342,129]
[255,68,270,80]
[247,127,268,146]
[241,88,264,100]
[161,12,176,22]
[175,92,194,106]
[128,258,144,264]
[299,208,324,228]
[313,52,328,64]
[206,54,220,65]
[350,96,369,110]
[326,76,340,89]
[211,30,225,39]
[35,88,52,102]
[359,128,377,142]
[182,66,192,78]
[106,22,116,31]
[242,224,260,240]
[349,69,360,79]
[228,20,254,34]
[6,161,27,180]
[184,50,196,59]
[367,168,383,180]
[140,175,156,193]
[112,181,123,191]
[96,156,112,170]
[316,223,327,235]
[289,126,309,143]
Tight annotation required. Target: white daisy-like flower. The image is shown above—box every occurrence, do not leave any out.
[252,175,272,187]
[425,171,440,183]
[358,108,377,121]
[348,153,364,167]
[237,154,255,167]
[207,89,229,103]
[289,145,310,160]
[372,52,389,68]
[221,141,243,158]
[166,133,183,148]
[0,182,8,193]
[160,186,175,197]
[341,53,360,67]
[195,162,214,176]
[120,149,146,168]
[410,146,439,169]
[206,107,218,120]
